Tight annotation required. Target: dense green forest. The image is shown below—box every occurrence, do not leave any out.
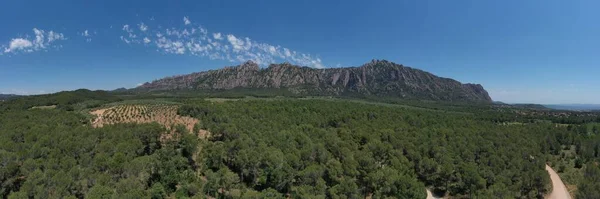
[178,100,553,198]
[1,90,600,198]
[0,109,202,198]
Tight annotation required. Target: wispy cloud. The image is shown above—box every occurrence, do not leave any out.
[183,16,191,25]
[80,29,93,42]
[139,23,148,32]
[2,28,66,54]
[121,24,138,44]
[213,32,223,40]
[119,17,324,68]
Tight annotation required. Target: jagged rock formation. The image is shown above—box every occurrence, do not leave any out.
[137,60,492,102]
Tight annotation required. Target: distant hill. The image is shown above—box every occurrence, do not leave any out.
[511,103,552,110]
[112,87,128,92]
[0,94,20,101]
[0,89,121,111]
[136,60,492,103]
[544,104,600,111]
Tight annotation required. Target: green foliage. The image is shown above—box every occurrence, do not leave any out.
[0,107,201,198]
[179,99,552,198]
[0,89,121,112]
[150,183,167,199]
[575,158,584,168]
[4,91,600,198]
[86,185,114,199]
[577,163,600,199]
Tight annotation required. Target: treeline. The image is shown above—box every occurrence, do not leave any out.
[0,89,121,111]
[179,100,552,198]
[478,109,600,125]
[130,88,304,99]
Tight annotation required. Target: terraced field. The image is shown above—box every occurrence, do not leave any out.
[90,104,209,138]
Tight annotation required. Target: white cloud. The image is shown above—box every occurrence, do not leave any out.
[4,38,33,53]
[120,36,131,44]
[47,31,65,42]
[81,30,92,42]
[283,48,291,57]
[183,16,191,25]
[2,28,66,54]
[155,36,186,54]
[213,32,222,40]
[227,34,244,52]
[33,28,45,49]
[268,46,277,55]
[123,24,131,32]
[182,29,191,37]
[120,24,143,44]
[122,17,325,68]
[187,42,209,55]
[173,42,185,54]
[200,28,207,35]
[165,28,186,38]
[139,23,148,32]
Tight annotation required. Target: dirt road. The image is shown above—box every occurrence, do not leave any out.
[546,164,571,199]
[425,165,570,199]
[426,189,442,199]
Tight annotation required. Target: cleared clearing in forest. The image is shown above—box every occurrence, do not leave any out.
[90,104,209,138]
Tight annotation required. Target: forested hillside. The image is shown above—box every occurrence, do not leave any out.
[1,91,600,198]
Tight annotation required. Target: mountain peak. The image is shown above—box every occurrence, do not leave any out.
[230,60,259,71]
[137,60,492,102]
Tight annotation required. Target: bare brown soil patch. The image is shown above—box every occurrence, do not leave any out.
[90,104,209,139]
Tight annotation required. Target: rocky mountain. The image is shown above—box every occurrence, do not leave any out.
[137,60,492,102]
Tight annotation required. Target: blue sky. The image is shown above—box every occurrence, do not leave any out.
[0,0,598,104]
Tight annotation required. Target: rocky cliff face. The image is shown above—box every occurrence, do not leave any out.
[138,60,492,102]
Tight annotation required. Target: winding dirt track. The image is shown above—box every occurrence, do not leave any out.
[426,189,441,199]
[545,164,571,199]
[425,165,570,199]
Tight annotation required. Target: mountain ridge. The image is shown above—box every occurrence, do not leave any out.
[137,60,492,102]
[0,94,20,101]
[544,104,600,111]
